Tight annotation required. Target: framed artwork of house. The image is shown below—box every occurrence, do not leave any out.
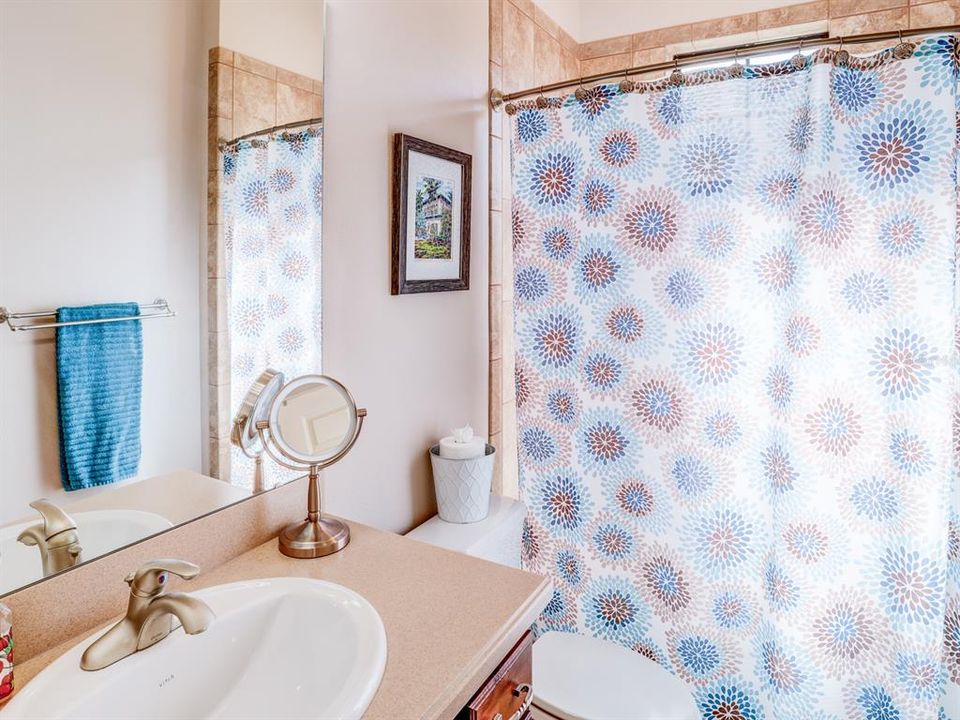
[391,134,472,294]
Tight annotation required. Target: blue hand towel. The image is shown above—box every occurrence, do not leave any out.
[56,303,142,491]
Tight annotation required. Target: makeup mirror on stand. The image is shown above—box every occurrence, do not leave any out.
[231,369,285,494]
[233,373,366,558]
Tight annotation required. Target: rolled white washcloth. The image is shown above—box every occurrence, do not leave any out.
[438,425,486,460]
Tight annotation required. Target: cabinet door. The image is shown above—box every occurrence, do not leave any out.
[465,630,533,720]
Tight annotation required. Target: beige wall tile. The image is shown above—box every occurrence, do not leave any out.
[501,209,514,304]
[535,26,563,85]
[312,92,323,118]
[757,0,828,29]
[558,27,579,54]
[209,330,230,386]
[208,382,231,437]
[489,284,503,361]
[491,135,503,212]
[490,63,504,138]
[207,224,224,279]
[909,0,960,24]
[207,278,227,332]
[490,431,503,494]
[209,62,233,119]
[277,82,315,125]
[507,0,535,19]
[829,6,908,34]
[757,19,829,40]
[633,46,668,68]
[561,49,579,81]
[534,5,561,39]
[209,47,234,66]
[207,170,222,225]
[207,436,231,479]
[234,51,277,79]
[831,0,906,16]
[692,29,759,51]
[233,69,276,137]
[490,0,503,65]
[489,358,503,434]
[581,52,632,76]
[277,67,314,92]
[633,24,692,51]
[664,40,697,57]
[690,12,757,40]
[490,209,503,285]
[580,34,633,60]
[503,1,535,94]
[208,116,231,174]
[312,78,324,95]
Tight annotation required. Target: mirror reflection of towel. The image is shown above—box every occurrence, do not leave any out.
[56,303,142,491]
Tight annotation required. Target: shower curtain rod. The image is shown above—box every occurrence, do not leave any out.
[219,116,323,149]
[490,23,960,110]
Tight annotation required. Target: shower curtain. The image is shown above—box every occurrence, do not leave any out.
[222,128,323,487]
[510,37,960,719]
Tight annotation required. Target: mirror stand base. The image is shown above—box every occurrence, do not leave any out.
[278,517,350,558]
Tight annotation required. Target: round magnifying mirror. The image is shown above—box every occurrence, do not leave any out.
[269,375,358,466]
[232,368,285,455]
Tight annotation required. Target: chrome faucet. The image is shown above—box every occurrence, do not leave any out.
[17,499,83,576]
[80,559,215,671]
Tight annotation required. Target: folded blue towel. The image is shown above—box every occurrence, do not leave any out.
[56,303,142,491]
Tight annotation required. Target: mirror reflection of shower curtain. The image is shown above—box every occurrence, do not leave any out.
[222,128,323,489]
[509,37,960,719]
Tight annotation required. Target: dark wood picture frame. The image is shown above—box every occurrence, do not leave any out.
[391,133,472,294]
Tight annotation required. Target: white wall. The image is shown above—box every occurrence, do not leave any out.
[536,0,582,40]
[321,0,489,533]
[220,0,325,78]
[0,0,206,522]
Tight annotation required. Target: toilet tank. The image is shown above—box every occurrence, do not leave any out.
[405,496,526,569]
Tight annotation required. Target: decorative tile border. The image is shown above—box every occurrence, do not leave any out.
[206,48,323,480]
[488,0,953,498]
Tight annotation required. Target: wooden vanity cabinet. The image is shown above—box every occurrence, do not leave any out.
[457,630,533,720]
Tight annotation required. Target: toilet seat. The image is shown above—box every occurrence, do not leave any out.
[530,632,699,720]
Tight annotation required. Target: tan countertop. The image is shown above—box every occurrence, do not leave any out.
[10,518,552,720]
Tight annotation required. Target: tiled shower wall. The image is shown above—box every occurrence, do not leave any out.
[207,47,323,479]
[489,0,959,496]
[488,0,580,496]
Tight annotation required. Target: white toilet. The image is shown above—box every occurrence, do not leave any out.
[407,497,699,720]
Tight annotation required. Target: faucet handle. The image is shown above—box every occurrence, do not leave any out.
[124,559,201,598]
[28,499,78,539]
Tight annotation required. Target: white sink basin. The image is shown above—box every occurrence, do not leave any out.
[2,577,387,719]
[0,510,173,593]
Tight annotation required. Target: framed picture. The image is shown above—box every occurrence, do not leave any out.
[391,133,472,294]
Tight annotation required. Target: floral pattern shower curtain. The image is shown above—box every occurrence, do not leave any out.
[222,129,323,487]
[510,37,960,719]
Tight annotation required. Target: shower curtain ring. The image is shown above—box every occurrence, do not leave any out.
[669,57,684,86]
[619,68,636,94]
[791,39,807,69]
[894,29,915,59]
[574,76,588,101]
[834,36,849,66]
[729,47,744,77]
[536,86,550,109]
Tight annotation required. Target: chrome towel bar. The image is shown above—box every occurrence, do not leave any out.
[0,299,175,332]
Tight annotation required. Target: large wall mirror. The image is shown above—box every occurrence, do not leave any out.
[0,0,324,596]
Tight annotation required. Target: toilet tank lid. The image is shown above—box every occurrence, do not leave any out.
[405,496,524,554]
[532,632,699,720]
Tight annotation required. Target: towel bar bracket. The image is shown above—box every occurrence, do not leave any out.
[0,299,176,332]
